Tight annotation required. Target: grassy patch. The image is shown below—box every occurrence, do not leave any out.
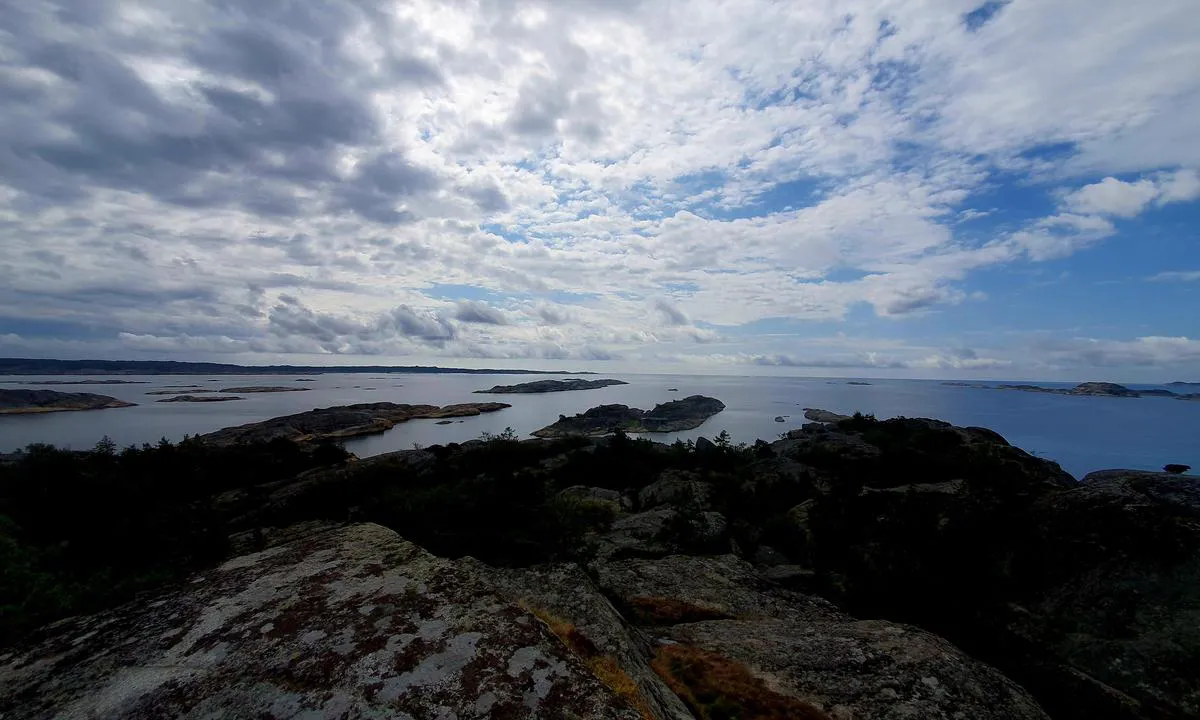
[651,644,830,720]
[527,606,656,720]
[625,596,732,626]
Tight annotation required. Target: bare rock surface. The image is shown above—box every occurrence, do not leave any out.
[592,554,1048,720]
[469,561,694,720]
[0,524,642,720]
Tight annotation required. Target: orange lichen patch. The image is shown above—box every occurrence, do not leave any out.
[525,605,656,720]
[625,596,732,626]
[651,644,830,720]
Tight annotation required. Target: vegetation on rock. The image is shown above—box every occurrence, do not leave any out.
[652,644,830,720]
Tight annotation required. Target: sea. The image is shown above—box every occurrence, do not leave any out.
[1,373,1197,479]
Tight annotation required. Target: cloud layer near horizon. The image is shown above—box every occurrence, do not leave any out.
[1,0,1198,379]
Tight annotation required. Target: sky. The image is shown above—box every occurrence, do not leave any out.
[1,0,1198,381]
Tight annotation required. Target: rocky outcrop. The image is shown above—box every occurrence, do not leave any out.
[637,471,712,510]
[533,396,725,437]
[475,379,629,393]
[802,408,851,423]
[0,524,644,720]
[0,389,136,414]
[593,554,1049,720]
[766,419,1196,720]
[200,402,510,445]
[6,405,1197,720]
[1007,470,1200,719]
[558,486,632,513]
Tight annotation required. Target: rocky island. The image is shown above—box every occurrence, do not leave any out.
[0,388,136,414]
[199,401,511,445]
[532,395,725,437]
[0,379,148,386]
[219,386,311,393]
[0,410,1196,719]
[475,378,629,394]
[157,395,244,403]
[949,380,1194,400]
[996,381,1143,396]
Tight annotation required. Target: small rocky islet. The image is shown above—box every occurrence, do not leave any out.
[532,395,726,437]
[0,408,1196,719]
[474,378,629,394]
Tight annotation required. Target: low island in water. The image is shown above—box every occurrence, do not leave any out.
[532,395,726,437]
[475,378,628,394]
[0,388,136,414]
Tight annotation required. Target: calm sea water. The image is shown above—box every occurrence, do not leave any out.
[1,373,1196,479]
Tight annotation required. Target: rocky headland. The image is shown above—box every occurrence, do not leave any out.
[0,389,136,414]
[0,409,1196,720]
[199,401,511,445]
[476,378,629,394]
[533,395,726,437]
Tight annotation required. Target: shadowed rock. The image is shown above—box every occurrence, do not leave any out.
[592,554,1048,720]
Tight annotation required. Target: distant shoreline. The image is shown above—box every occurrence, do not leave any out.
[0,358,593,377]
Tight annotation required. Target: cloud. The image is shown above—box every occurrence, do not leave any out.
[1034,335,1200,368]
[654,299,690,326]
[1061,178,1160,218]
[455,301,508,325]
[0,0,1198,379]
[751,354,906,370]
[1148,271,1200,283]
[1059,171,1200,218]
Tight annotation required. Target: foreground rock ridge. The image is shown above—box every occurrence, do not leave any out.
[0,525,642,720]
[2,410,1196,720]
